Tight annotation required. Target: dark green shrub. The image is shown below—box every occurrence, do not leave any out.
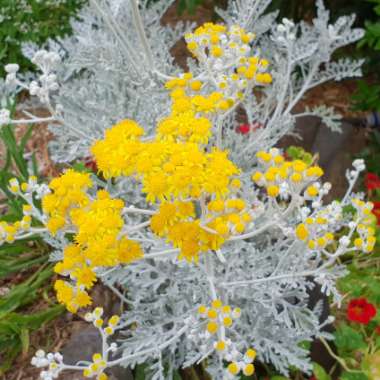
[0,0,86,76]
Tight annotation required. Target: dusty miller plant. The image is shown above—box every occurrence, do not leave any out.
[0,0,373,379]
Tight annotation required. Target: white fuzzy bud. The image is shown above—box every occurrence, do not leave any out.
[5,64,19,73]
[339,236,350,247]
[0,109,10,125]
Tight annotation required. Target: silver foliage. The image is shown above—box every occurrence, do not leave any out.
[1,0,368,378]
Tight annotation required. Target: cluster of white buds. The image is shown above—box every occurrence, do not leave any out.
[31,350,63,380]
[31,50,61,72]
[352,158,366,173]
[275,18,296,44]
[0,108,10,126]
[4,63,19,86]
[346,159,366,184]
[27,50,61,103]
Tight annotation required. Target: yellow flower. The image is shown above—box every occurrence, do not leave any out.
[295,224,309,241]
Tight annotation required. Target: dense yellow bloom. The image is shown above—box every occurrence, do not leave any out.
[42,170,92,235]
[157,111,212,144]
[91,119,144,178]
[46,187,143,311]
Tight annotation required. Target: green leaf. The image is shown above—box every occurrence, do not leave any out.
[271,376,291,380]
[334,324,367,351]
[313,362,332,380]
[340,371,368,380]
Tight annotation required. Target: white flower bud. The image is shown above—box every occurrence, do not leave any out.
[0,109,10,125]
[36,349,46,358]
[339,236,350,247]
[29,81,40,96]
[348,221,356,229]
[5,64,19,73]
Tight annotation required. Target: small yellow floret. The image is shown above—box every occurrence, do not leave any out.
[207,309,218,319]
[215,340,226,351]
[207,321,218,334]
[295,224,309,241]
[306,185,318,197]
[190,81,202,91]
[83,368,92,377]
[267,185,279,198]
[212,299,223,309]
[228,362,240,375]
[93,353,102,362]
[222,305,231,314]
[223,316,233,327]
[109,315,120,326]
[243,364,255,376]
[252,172,263,183]
[354,238,363,249]
[211,46,223,57]
[291,173,303,183]
[246,348,257,360]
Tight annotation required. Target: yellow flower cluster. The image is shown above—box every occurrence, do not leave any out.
[85,306,120,337]
[198,300,256,377]
[8,175,38,194]
[165,73,230,114]
[252,150,324,198]
[92,120,240,203]
[83,353,108,380]
[1,177,38,244]
[0,215,31,244]
[81,307,120,379]
[42,169,92,235]
[150,197,252,262]
[43,170,143,312]
[295,218,335,250]
[198,299,241,334]
[352,199,376,253]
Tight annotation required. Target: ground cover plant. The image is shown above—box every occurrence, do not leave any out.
[0,103,64,375]
[0,0,377,379]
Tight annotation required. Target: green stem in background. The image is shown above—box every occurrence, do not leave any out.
[320,337,362,374]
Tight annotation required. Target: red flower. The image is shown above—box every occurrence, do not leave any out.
[236,122,263,134]
[365,173,380,191]
[372,201,380,226]
[84,156,98,173]
[237,124,250,134]
[347,298,377,325]
[375,325,380,335]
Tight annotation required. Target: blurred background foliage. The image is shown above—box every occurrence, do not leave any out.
[0,0,87,77]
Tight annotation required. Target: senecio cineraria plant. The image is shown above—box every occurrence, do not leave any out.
[0,0,374,379]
